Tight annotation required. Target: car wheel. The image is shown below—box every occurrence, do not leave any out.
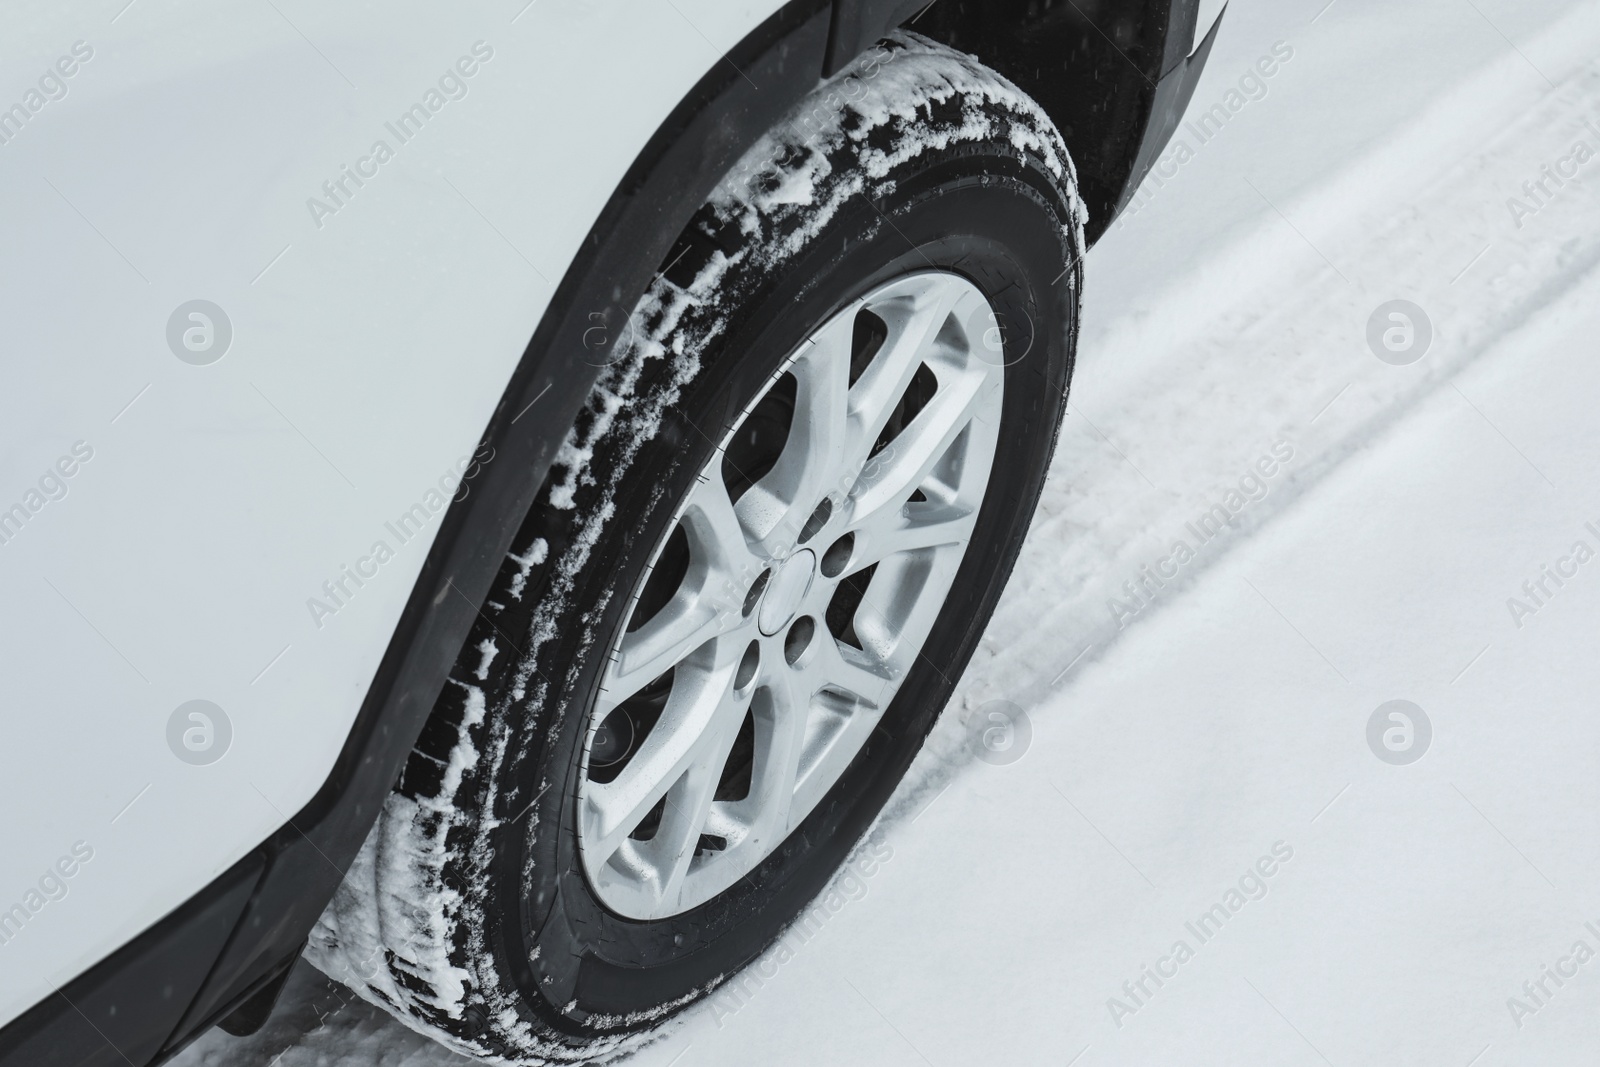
[308,31,1084,1063]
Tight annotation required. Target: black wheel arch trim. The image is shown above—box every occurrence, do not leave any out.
[0,1,1209,1063]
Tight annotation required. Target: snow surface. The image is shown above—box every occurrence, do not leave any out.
[173,0,1600,1063]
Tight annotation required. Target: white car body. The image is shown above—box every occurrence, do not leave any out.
[0,0,783,1028]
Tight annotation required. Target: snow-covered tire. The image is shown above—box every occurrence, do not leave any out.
[307,30,1085,1064]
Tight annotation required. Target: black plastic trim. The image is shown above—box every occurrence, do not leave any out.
[0,858,261,1067]
[1109,2,1223,222]
[215,954,296,1038]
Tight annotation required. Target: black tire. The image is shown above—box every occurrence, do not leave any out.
[309,31,1085,1063]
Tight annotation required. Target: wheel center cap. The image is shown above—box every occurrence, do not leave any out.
[758,549,815,635]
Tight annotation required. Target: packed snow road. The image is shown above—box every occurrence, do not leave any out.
[173,0,1600,1063]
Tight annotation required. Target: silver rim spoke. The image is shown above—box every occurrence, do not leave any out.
[848,365,996,524]
[735,317,853,554]
[583,636,749,862]
[598,466,758,715]
[578,271,1006,919]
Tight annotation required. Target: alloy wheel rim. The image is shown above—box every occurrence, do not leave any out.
[577,270,1006,920]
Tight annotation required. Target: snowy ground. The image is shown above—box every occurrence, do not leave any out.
[174,0,1600,1063]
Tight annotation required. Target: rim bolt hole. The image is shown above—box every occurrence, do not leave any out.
[784,616,815,666]
[735,640,760,689]
[798,498,833,544]
[821,533,854,578]
[589,709,635,772]
[742,569,771,617]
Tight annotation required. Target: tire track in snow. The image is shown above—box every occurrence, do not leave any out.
[884,14,1600,827]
